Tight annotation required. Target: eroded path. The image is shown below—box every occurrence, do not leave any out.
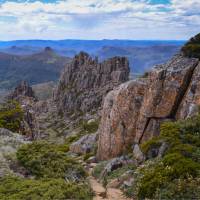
[88,164,131,200]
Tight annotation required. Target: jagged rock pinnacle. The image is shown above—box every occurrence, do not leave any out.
[54,52,130,116]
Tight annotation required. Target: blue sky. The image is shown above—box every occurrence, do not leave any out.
[0,0,199,40]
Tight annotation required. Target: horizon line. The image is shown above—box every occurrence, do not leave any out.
[0,39,187,42]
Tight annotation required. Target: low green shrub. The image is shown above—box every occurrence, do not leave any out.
[140,71,149,78]
[0,100,23,132]
[83,152,94,161]
[129,114,200,199]
[155,178,200,200]
[92,161,108,179]
[17,141,86,179]
[81,120,99,134]
[140,137,161,154]
[0,176,93,200]
[103,164,135,186]
[181,33,200,59]
[136,155,200,199]
[65,134,82,144]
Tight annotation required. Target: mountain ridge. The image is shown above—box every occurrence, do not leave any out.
[0,48,71,89]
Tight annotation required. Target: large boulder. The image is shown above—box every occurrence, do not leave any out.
[99,156,135,180]
[97,79,147,160]
[70,133,97,155]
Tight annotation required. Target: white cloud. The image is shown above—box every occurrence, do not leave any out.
[0,0,199,40]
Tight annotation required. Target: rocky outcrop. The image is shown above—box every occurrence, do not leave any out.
[176,62,200,118]
[0,128,28,177]
[133,144,145,164]
[70,133,97,155]
[7,81,40,139]
[19,99,40,139]
[97,55,200,160]
[135,55,198,144]
[99,156,135,180]
[97,80,146,160]
[54,52,129,116]
[9,81,36,100]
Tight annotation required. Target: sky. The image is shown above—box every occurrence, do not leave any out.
[0,0,199,40]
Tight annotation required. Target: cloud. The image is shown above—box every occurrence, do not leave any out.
[0,0,199,40]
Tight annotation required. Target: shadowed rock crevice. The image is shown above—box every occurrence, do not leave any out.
[139,117,151,144]
[139,61,199,144]
[136,55,199,144]
[138,116,173,144]
[168,61,199,119]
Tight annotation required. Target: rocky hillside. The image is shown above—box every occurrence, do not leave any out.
[54,51,129,116]
[97,39,200,160]
[0,34,200,200]
[0,47,71,89]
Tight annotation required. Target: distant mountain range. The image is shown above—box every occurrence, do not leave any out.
[0,47,71,89]
[0,39,185,50]
[96,45,181,74]
[0,39,185,73]
[0,39,186,92]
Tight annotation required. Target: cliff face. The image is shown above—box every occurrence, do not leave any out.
[97,55,200,160]
[54,52,129,116]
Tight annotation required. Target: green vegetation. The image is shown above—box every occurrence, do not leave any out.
[62,119,99,151]
[83,143,98,161]
[154,178,200,199]
[0,141,94,200]
[140,136,161,155]
[92,161,135,181]
[0,100,23,132]
[17,141,86,179]
[92,161,108,179]
[103,164,135,187]
[80,120,99,134]
[83,152,95,161]
[0,176,93,200]
[92,161,135,188]
[0,50,69,90]
[140,71,149,78]
[182,33,200,59]
[126,114,200,199]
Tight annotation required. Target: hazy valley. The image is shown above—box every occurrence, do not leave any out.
[0,39,182,101]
